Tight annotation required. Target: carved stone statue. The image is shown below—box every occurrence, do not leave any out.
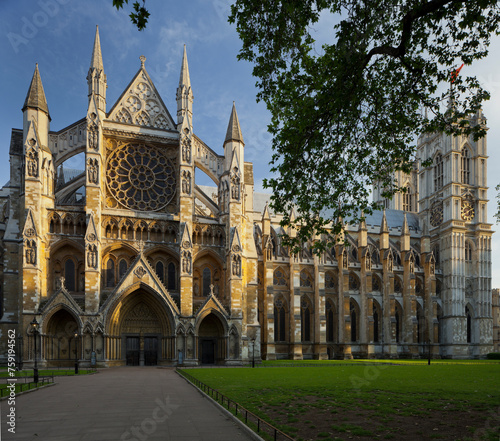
[88,123,98,150]
[182,250,191,274]
[181,170,191,195]
[27,151,38,178]
[88,158,98,184]
[87,244,98,269]
[182,139,191,163]
[25,239,36,265]
[232,255,241,277]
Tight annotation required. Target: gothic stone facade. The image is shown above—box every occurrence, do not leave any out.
[0,29,495,367]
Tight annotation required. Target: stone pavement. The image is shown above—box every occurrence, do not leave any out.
[2,367,257,441]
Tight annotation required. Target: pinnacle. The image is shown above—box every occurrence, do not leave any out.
[90,25,104,71]
[23,64,50,117]
[179,44,191,89]
[225,102,244,145]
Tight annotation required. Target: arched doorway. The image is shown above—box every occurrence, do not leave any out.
[198,313,225,364]
[107,288,174,366]
[44,308,79,367]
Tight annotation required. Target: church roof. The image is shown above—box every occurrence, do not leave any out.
[364,209,420,232]
[23,64,50,117]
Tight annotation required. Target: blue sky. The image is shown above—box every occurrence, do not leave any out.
[1,0,499,286]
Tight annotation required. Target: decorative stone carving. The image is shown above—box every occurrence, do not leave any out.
[56,276,66,290]
[25,239,36,265]
[182,138,191,163]
[109,73,174,130]
[134,266,147,278]
[87,244,98,269]
[26,144,39,178]
[365,253,371,271]
[181,170,191,195]
[231,174,240,200]
[88,158,99,184]
[87,114,99,150]
[106,143,176,211]
[232,254,241,277]
[182,250,191,275]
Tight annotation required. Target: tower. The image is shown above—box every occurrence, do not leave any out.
[417,111,493,357]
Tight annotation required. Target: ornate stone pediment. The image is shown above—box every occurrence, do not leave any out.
[100,254,180,316]
[108,64,175,131]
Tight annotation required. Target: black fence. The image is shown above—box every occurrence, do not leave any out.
[178,369,295,441]
[0,375,55,398]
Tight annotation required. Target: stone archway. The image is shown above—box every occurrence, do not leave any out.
[198,313,225,364]
[106,288,174,366]
[44,308,79,367]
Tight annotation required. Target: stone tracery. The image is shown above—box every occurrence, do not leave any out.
[106,143,176,211]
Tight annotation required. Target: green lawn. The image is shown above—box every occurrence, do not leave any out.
[182,361,500,441]
[0,368,96,378]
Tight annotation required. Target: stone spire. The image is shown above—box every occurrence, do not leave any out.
[22,64,50,118]
[401,212,410,252]
[179,44,191,89]
[224,102,244,145]
[177,45,193,128]
[380,209,389,234]
[90,25,104,71]
[380,209,389,250]
[87,25,106,112]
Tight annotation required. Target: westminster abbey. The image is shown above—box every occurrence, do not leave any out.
[0,28,496,367]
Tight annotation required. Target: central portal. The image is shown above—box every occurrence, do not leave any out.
[111,289,173,366]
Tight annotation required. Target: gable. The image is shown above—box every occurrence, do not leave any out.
[107,67,176,131]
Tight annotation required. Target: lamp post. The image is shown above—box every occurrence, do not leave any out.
[251,338,255,368]
[74,332,79,375]
[30,318,39,383]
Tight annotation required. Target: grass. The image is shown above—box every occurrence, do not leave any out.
[0,368,96,378]
[0,379,54,396]
[181,360,500,440]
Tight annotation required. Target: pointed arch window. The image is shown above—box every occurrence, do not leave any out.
[402,184,412,212]
[434,153,443,191]
[119,259,128,280]
[326,300,335,342]
[395,302,403,343]
[301,297,311,342]
[167,262,176,290]
[350,300,358,342]
[373,302,381,343]
[461,147,470,184]
[465,241,472,261]
[202,267,211,296]
[156,261,164,283]
[64,259,76,291]
[273,268,287,286]
[274,298,286,342]
[106,259,115,288]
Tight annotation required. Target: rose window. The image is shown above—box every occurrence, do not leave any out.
[106,143,176,211]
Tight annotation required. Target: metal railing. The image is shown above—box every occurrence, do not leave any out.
[0,375,55,398]
[178,369,295,441]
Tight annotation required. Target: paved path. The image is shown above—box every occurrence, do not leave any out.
[2,367,256,441]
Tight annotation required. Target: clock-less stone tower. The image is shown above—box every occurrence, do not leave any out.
[417,112,493,357]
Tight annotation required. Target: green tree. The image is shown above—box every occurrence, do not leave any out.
[113,0,150,30]
[227,0,499,251]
